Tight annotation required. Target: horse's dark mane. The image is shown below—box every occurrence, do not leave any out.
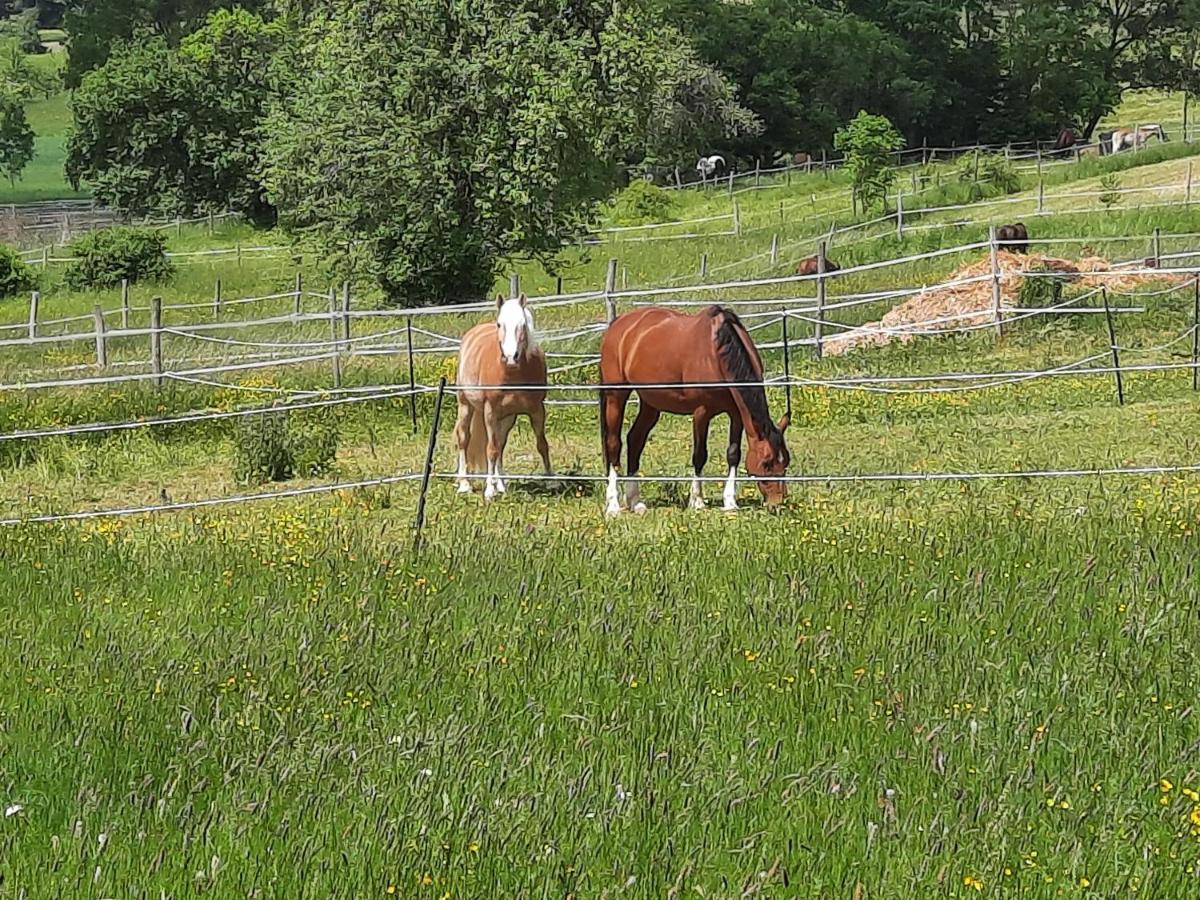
[710,307,780,441]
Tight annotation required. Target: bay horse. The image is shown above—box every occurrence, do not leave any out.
[454,294,553,501]
[599,305,791,516]
[796,254,841,276]
[996,222,1029,254]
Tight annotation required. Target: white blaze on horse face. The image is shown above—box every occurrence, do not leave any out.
[496,298,529,367]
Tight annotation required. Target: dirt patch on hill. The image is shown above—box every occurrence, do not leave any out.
[824,250,1187,356]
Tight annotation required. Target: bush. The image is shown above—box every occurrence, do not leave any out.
[0,244,35,297]
[232,410,340,485]
[64,227,173,289]
[956,152,1020,200]
[1016,263,1067,309]
[607,180,677,226]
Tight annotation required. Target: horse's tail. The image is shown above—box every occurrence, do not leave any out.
[466,405,488,473]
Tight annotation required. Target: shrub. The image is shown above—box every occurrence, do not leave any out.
[0,243,35,297]
[232,410,340,485]
[1098,173,1123,211]
[1016,263,1067,309]
[607,180,677,226]
[833,111,905,214]
[956,152,1020,200]
[64,226,173,290]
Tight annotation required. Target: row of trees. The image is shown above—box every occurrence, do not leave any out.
[663,0,1200,159]
[66,1,757,304]
[57,0,1200,304]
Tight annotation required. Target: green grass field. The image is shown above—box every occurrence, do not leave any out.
[4,90,1200,896]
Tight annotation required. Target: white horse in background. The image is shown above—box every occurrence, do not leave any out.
[696,154,727,185]
[1106,124,1169,155]
[454,294,553,501]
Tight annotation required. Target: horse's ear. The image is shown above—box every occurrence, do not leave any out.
[777,412,791,432]
[519,293,528,308]
[495,293,505,311]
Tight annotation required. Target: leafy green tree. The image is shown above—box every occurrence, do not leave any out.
[833,111,904,214]
[0,86,33,186]
[62,0,265,88]
[66,10,282,220]
[264,0,743,306]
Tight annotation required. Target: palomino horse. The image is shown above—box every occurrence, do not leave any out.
[599,305,791,516]
[1100,124,1169,155]
[454,294,553,501]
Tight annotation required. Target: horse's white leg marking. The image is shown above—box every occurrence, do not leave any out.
[605,466,623,517]
[722,466,739,511]
[690,475,706,510]
[457,448,471,494]
[627,475,646,514]
[484,457,497,502]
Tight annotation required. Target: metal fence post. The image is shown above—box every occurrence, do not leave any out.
[1102,288,1124,405]
[413,376,449,550]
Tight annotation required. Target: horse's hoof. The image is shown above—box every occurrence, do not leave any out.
[457,481,472,495]
[494,480,506,494]
[690,498,707,511]
[484,488,497,503]
[632,502,648,515]
[605,502,623,518]
[722,501,739,512]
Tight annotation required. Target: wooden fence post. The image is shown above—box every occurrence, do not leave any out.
[175,216,182,239]
[621,266,628,290]
[40,246,47,270]
[732,199,741,235]
[207,210,215,236]
[236,243,242,267]
[699,252,708,278]
[1185,92,1191,143]
[406,317,418,433]
[555,275,563,296]
[770,234,779,266]
[1153,228,1161,268]
[327,289,342,388]
[121,279,130,330]
[727,172,734,196]
[294,272,303,317]
[92,305,107,368]
[1102,288,1124,405]
[922,136,929,166]
[412,376,448,550]
[1037,179,1045,214]
[815,241,828,359]
[340,281,352,347]
[1036,145,1043,179]
[988,226,1003,337]
[1188,160,1195,205]
[27,291,38,340]
[213,278,222,316]
[605,258,618,323]
[781,312,792,420]
[509,273,520,299]
[754,159,761,187]
[896,191,905,238]
[150,297,163,389]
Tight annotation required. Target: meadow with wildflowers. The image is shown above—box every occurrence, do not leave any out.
[4,118,1200,897]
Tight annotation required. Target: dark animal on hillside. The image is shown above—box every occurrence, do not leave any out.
[1052,128,1078,152]
[996,223,1029,254]
[795,255,841,276]
[774,151,811,168]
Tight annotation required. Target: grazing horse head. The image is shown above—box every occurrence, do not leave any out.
[495,293,535,367]
[712,312,791,506]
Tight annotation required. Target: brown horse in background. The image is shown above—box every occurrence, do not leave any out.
[454,294,553,501]
[599,306,791,516]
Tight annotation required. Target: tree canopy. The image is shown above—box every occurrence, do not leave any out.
[262,0,755,305]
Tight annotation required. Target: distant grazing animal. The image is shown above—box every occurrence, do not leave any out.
[696,154,728,184]
[454,294,553,501]
[1052,128,1078,152]
[1100,124,1169,156]
[996,223,1029,254]
[599,306,791,516]
[774,151,811,168]
[795,254,840,276]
